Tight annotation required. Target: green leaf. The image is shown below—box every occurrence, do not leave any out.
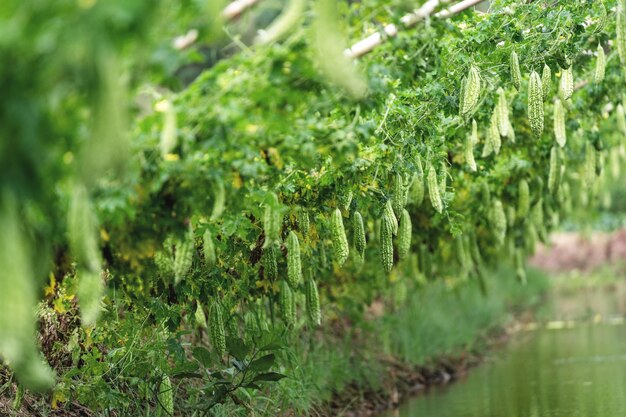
[192,346,212,368]
[252,372,287,383]
[226,336,250,360]
[170,371,202,379]
[248,354,275,373]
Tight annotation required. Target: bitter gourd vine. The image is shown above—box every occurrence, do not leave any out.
[4,0,626,390]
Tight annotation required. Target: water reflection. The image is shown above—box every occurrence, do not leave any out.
[390,286,626,417]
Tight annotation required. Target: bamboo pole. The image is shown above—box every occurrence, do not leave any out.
[222,0,261,21]
[345,0,485,59]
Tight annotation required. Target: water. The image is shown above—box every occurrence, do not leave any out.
[390,286,626,417]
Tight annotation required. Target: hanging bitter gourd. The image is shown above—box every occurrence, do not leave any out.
[518,179,530,219]
[515,249,527,285]
[506,119,516,143]
[305,275,321,326]
[209,302,226,357]
[194,303,207,329]
[173,228,194,284]
[319,242,328,270]
[279,280,296,327]
[510,51,522,90]
[77,269,104,327]
[330,208,349,266]
[595,44,606,83]
[497,88,509,137]
[227,316,239,338]
[480,181,491,206]
[286,231,302,287]
[491,199,507,246]
[211,179,226,221]
[531,200,548,243]
[466,121,477,172]
[154,242,174,279]
[438,162,448,193]
[353,211,366,263]
[263,192,282,248]
[203,229,216,267]
[427,163,443,213]
[397,209,412,261]
[528,71,544,137]
[559,66,573,100]
[460,65,481,119]
[506,205,517,228]
[419,243,433,280]
[409,157,425,206]
[12,384,24,410]
[380,212,394,273]
[338,190,354,213]
[298,208,310,237]
[481,111,495,157]
[490,107,502,154]
[384,200,399,235]
[455,234,469,270]
[597,1,609,31]
[471,119,479,145]
[67,183,101,274]
[255,0,305,44]
[548,146,561,195]
[584,142,597,188]
[158,374,174,417]
[392,172,409,218]
[541,64,552,99]
[263,243,279,281]
[468,232,482,267]
[158,99,177,158]
[616,104,626,136]
[617,0,626,67]
[524,221,539,254]
[553,99,566,147]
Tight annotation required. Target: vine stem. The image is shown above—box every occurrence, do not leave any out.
[222,0,261,21]
[345,0,485,59]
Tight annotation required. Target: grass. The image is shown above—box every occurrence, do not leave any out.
[549,264,626,293]
[379,267,549,365]
[1,266,549,417]
[211,266,550,416]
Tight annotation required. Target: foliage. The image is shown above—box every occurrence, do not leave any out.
[2,0,626,413]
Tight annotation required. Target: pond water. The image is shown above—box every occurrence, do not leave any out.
[389,285,626,417]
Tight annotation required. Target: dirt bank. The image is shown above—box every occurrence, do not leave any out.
[315,312,534,417]
[530,230,626,273]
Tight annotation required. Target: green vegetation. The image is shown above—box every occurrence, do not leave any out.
[1,0,626,415]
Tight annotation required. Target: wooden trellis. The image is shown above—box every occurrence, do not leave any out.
[221,0,487,58]
[222,0,262,20]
